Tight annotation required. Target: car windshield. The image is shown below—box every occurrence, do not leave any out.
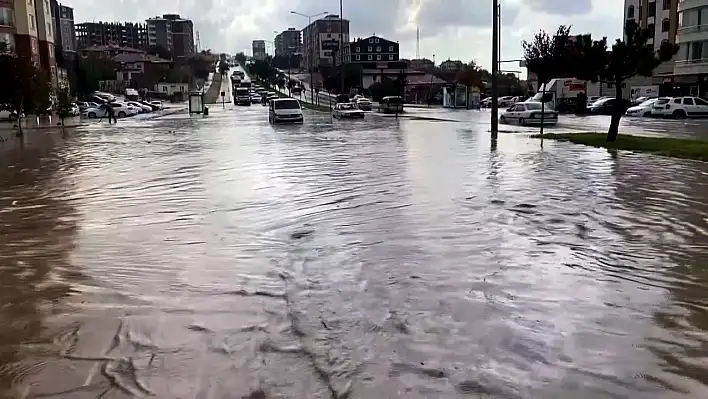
[524,102,542,110]
[591,98,611,106]
[639,99,657,106]
[274,100,300,110]
[339,103,355,109]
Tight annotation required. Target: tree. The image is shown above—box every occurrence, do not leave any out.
[369,77,398,102]
[54,86,74,130]
[595,20,677,141]
[522,25,572,137]
[74,55,116,98]
[218,61,229,76]
[0,50,51,134]
[233,52,247,66]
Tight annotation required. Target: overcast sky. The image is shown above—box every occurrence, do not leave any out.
[69,0,624,71]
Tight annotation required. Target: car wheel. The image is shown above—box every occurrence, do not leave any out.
[519,117,526,126]
[8,114,17,122]
[500,116,507,123]
[643,111,652,117]
[672,110,687,119]
[88,112,96,119]
[118,111,126,118]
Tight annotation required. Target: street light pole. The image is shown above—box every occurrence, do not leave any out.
[491,0,499,139]
[339,0,345,96]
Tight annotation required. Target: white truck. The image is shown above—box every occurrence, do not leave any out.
[629,85,659,101]
[530,78,588,111]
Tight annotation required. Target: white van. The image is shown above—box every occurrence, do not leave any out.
[268,98,303,124]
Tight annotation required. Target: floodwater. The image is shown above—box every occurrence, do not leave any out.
[2,107,708,398]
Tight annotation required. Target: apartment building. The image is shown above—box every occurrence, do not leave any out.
[252,39,266,60]
[674,0,708,79]
[343,35,399,64]
[146,14,194,58]
[302,15,350,71]
[274,28,300,57]
[50,0,76,57]
[34,0,55,84]
[3,0,55,85]
[76,21,147,50]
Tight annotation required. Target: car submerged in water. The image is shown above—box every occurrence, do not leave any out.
[333,102,365,119]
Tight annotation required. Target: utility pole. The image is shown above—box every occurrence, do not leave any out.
[491,0,499,139]
[339,0,345,96]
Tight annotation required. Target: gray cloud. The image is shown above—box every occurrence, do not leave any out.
[525,0,593,15]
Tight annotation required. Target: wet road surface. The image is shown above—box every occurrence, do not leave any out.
[2,105,708,398]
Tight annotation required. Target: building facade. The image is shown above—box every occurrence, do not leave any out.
[145,14,194,58]
[674,0,708,77]
[50,0,76,56]
[76,21,147,50]
[274,28,300,57]
[0,0,17,52]
[302,15,350,71]
[343,35,399,64]
[252,39,266,60]
[11,0,41,65]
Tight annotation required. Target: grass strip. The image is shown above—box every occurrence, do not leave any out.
[532,133,708,162]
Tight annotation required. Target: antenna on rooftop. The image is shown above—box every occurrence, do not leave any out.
[416,27,420,59]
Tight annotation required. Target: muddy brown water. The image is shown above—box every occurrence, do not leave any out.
[1,108,708,398]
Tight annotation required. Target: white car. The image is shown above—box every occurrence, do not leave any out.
[127,101,152,113]
[500,101,558,126]
[651,96,708,119]
[149,101,164,110]
[625,98,658,117]
[268,98,303,124]
[333,102,365,119]
[83,103,139,119]
[0,110,20,121]
[355,98,372,111]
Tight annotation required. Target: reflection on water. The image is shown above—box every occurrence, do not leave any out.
[2,109,708,397]
[0,134,79,398]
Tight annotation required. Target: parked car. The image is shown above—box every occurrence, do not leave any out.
[500,101,557,126]
[138,100,160,111]
[498,96,514,107]
[588,98,631,115]
[651,96,708,119]
[268,98,303,124]
[631,95,657,106]
[127,101,152,113]
[333,102,365,119]
[625,98,659,117]
[92,92,116,102]
[356,98,372,111]
[148,100,164,110]
[0,110,20,121]
[83,103,139,118]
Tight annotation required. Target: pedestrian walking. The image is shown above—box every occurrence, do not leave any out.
[105,103,117,124]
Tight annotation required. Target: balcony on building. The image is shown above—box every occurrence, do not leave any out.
[674,0,708,75]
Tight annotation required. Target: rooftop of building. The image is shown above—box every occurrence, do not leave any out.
[114,52,172,64]
[81,44,146,54]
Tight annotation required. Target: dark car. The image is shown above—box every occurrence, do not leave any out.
[588,98,632,115]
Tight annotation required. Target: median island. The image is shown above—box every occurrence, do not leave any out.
[532,133,708,162]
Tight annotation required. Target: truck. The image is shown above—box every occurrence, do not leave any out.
[629,85,659,101]
[530,78,588,112]
[234,87,251,106]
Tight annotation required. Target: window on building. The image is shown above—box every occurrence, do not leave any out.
[661,18,670,32]
[388,54,394,60]
[690,41,703,60]
[0,32,14,51]
[29,14,35,30]
[367,54,372,60]
[389,46,393,51]
[368,46,372,52]
[377,54,381,60]
[0,7,13,26]
[355,54,360,61]
[369,38,373,43]
[627,5,635,18]
[663,0,670,10]
[375,38,379,43]
[376,46,381,52]
[647,23,655,33]
[639,5,643,19]
[648,2,656,18]
[47,22,52,36]
[355,46,360,52]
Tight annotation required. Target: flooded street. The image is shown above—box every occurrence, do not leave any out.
[2,106,708,398]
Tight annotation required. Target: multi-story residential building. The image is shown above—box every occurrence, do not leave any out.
[50,0,76,59]
[252,39,266,60]
[301,14,350,71]
[145,14,194,58]
[343,35,399,64]
[623,0,677,51]
[34,0,56,85]
[76,21,147,51]
[274,28,301,57]
[673,0,708,79]
[11,0,41,65]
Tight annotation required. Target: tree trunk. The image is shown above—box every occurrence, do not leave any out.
[606,82,623,142]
